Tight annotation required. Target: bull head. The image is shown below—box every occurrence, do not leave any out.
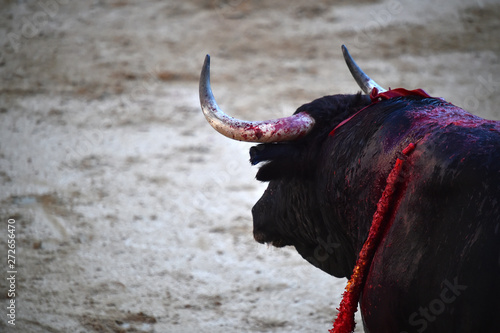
[198,45,385,277]
[199,45,385,143]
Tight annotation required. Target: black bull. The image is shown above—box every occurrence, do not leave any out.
[199,53,500,332]
[250,94,500,332]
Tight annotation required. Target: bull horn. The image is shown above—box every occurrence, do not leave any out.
[199,55,315,143]
[342,45,387,95]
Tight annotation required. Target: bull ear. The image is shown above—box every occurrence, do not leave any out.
[250,144,297,165]
[250,144,304,181]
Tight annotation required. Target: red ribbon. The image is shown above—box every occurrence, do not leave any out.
[329,88,432,137]
[326,88,428,331]
[330,142,417,333]
[370,87,431,102]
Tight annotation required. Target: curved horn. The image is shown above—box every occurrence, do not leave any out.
[199,55,315,143]
[342,45,387,95]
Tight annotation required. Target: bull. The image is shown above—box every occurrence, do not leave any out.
[198,45,500,333]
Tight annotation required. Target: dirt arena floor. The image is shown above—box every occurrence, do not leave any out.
[0,0,499,332]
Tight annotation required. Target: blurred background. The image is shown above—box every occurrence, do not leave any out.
[0,0,499,332]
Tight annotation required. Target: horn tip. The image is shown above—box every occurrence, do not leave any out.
[341,44,349,55]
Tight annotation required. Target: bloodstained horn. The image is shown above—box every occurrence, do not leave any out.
[199,55,315,143]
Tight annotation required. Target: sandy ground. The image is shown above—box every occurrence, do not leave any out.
[0,0,499,332]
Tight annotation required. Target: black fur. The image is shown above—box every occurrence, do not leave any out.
[249,93,500,333]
